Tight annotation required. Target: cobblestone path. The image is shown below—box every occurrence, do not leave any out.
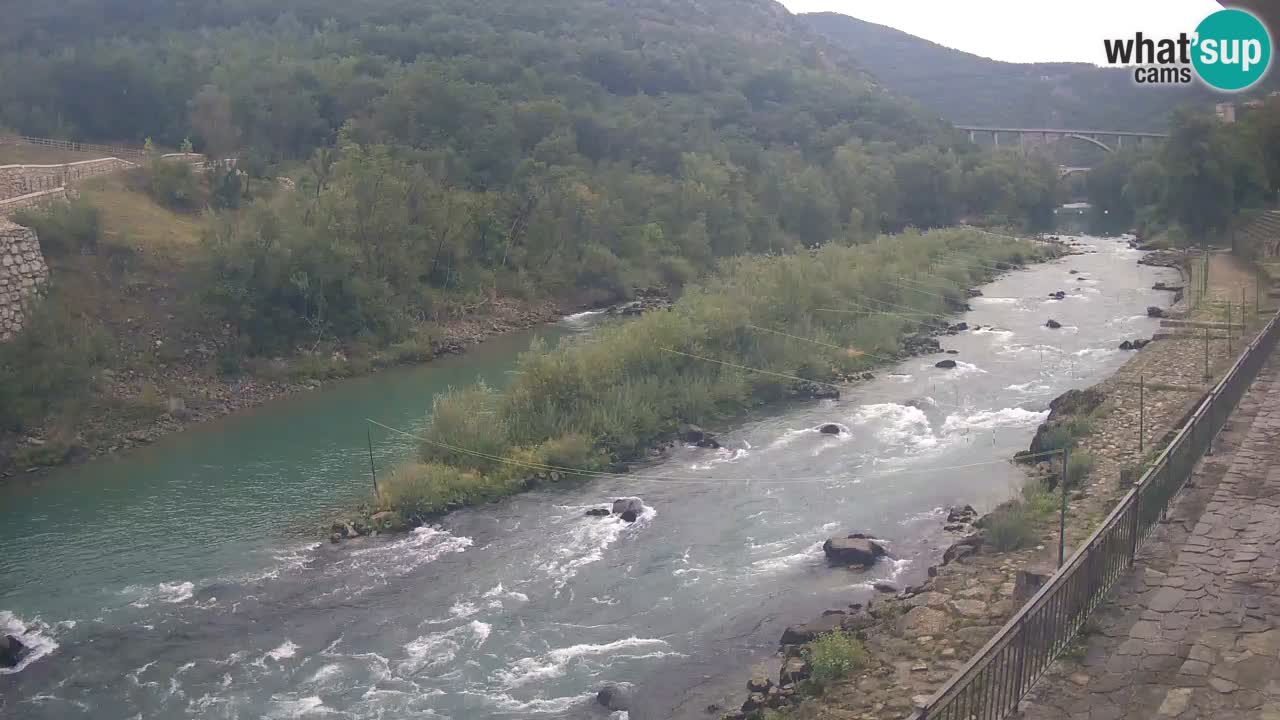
[1018,356,1280,719]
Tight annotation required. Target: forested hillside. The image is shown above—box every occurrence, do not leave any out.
[800,12,1273,131]
[2,0,1059,351]
[1,0,1066,465]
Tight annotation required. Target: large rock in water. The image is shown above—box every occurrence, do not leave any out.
[934,359,957,369]
[678,424,720,448]
[817,423,843,435]
[596,684,633,712]
[0,634,29,669]
[822,536,887,567]
[612,497,644,516]
[793,380,839,400]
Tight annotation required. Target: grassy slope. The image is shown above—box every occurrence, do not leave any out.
[12,176,206,458]
[0,145,103,165]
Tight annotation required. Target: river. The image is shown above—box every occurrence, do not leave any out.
[0,235,1176,719]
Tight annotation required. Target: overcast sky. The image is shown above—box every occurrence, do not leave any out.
[779,0,1225,64]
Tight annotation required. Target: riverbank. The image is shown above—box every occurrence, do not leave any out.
[0,295,588,477]
[335,228,1055,537]
[3,231,1182,720]
[733,249,1267,720]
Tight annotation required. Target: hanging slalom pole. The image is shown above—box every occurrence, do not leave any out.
[1139,374,1144,456]
[1204,327,1211,382]
[1059,446,1069,569]
[367,423,379,499]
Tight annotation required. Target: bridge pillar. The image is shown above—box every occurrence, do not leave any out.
[993,131,999,147]
[1117,135,1123,149]
[969,130,975,143]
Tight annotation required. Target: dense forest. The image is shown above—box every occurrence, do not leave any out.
[1084,100,1280,245]
[800,12,1279,132]
[2,0,1061,355]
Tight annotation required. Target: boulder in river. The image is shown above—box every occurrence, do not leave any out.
[612,497,644,516]
[1045,319,1062,329]
[934,359,957,369]
[0,635,29,669]
[942,535,984,565]
[792,380,839,400]
[1147,306,1166,318]
[1118,339,1150,351]
[822,536,887,567]
[1048,291,1066,300]
[620,510,639,523]
[902,335,942,356]
[817,423,843,435]
[678,423,720,448]
[597,684,633,712]
[966,288,984,298]
[585,508,611,517]
[948,322,969,333]
[1069,269,1079,275]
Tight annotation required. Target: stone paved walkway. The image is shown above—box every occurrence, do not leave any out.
[1018,357,1280,720]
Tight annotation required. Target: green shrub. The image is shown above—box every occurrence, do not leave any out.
[1065,451,1096,488]
[987,505,1037,552]
[806,630,868,688]
[13,198,101,257]
[533,433,604,471]
[377,461,516,516]
[1021,477,1059,519]
[0,292,109,431]
[419,382,513,471]
[134,161,202,211]
[384,326,441,364]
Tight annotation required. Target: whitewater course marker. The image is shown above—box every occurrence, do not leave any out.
[909,300,1280,720]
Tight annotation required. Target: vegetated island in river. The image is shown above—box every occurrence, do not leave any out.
[333,227,1061,538]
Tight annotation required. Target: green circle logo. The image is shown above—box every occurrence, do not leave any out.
[1192,9,1272,91]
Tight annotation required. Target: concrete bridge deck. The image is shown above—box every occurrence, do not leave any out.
[1016,354,1280,720]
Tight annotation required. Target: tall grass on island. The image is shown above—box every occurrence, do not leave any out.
[371,228,1054,521]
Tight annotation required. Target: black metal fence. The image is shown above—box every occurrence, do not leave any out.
[909,306,1280,720]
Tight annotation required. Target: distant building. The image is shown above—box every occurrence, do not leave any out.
[1216,102,1237,123]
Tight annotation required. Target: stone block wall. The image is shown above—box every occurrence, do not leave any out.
[0,218,50,340]
[0,187,69,217]
[0,157,135,203]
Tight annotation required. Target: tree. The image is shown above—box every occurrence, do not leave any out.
[189,85,240,159]
[1161,110,1235,243]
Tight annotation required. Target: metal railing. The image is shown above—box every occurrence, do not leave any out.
[909,305,1280,720]
[0,134,147,159]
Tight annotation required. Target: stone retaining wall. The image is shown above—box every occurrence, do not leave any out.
[0,157,134,203]
[0,218,49,340]
[0,187,69,217]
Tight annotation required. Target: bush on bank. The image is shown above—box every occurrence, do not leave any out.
[374,228,1052,517]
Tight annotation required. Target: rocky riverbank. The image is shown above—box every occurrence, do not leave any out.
[708,250,1268,720]
[0,292,663,478]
